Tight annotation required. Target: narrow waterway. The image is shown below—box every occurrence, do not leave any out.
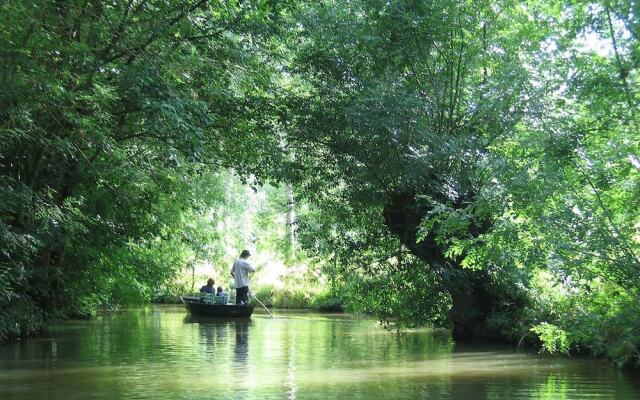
[0,306,638,399]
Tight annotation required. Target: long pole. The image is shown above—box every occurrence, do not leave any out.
[250,290,274,318]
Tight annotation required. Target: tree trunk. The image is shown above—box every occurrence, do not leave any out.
[383,191,516,341]
[445,269,500,340]
[285,184,297,258]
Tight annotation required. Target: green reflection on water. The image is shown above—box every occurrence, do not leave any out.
[0,306,638,400]
[536,375,569,400]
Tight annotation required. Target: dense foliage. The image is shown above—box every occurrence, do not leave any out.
[1,0,639,367]
[0,0,291,337]
[286,0,639,365]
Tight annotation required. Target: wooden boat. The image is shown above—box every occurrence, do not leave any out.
[181,296,255,318]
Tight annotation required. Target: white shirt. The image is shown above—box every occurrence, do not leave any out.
[230,258,255,288]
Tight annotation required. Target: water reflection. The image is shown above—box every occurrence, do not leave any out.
[233,319,250,365]
[0,306,638,400]
[285,326,297,400]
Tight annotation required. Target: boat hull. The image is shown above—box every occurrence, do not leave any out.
[181,296,254,317]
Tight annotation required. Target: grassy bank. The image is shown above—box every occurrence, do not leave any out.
[252,285,344,311]
[152,278,344,312]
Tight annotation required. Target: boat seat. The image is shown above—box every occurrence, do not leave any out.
[214,295,229,305]
[199,292,215,304]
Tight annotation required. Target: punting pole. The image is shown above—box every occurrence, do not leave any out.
[249,290,274,318]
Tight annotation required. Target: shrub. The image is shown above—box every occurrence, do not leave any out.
[531,322,571,354]
[310,290,344,312]
[252,285,316,309]
[0,297,46,341]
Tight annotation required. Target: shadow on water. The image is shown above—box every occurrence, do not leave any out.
[183,315,252,359]
[181,314,253,398]
[183,314,252,325]
[183,315,253,362]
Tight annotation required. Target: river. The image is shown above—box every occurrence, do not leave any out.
[0,306,638,399]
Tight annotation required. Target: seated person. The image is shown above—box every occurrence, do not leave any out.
[215,286,228,304]
[200,278,215,294]
[199,278,215,303]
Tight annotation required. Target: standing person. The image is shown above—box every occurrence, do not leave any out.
[230,250,255,304]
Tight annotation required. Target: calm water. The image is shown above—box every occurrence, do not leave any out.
[0,306,638,399]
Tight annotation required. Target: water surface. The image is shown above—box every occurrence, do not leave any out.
[0,306,638,399]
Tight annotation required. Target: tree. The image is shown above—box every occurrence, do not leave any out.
[281,0,532,339]
[0,0,291,338]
